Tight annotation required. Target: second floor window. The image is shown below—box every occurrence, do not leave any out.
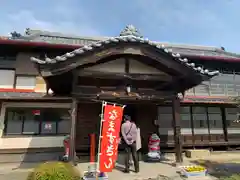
[0,49,17,61]
[0,69,37,90]
[0,69,15,88]
[16,76,36,90]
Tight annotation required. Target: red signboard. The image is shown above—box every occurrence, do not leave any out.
[99,104,124,172]
[32,110,40,115]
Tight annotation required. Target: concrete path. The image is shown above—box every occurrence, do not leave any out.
[0,161,214,180]
[0,163,37,180]
[0,171,29,180]
[77,160,215,180]
[78,161,181,180]
[3,152,240,180]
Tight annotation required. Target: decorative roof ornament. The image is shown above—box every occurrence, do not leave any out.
[9,31,22,39]
[25,28,31,35]
[120,25,143,38]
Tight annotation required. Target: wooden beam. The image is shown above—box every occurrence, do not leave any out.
[156,76,184,90]
[172,96,183,164]
[125,58,130,74]
[78,70,172,81]
[72,86,175,98]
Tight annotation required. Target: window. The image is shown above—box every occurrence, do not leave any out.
[211,72,234,84]
[4,108,70,136]
[0,49,17,61]
[180,106,192,135]
[194,82,210,95]
[16,76,36,90]
[0,69,15,88]
[235,73,240,83]
[209,83,225,96]
[192,107,208,134]
[208,107,223,134]
[225,107,240,134]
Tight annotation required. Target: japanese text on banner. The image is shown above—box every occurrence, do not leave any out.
[99,104,124,172]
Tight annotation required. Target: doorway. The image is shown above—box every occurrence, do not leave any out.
[123,104,137,125]
[122,103,158,152]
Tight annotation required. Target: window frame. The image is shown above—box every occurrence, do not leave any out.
[0,69,15,89]
[225,107,240,134]
[0,49,17,61]
[1,102,71,137]
[15,75,36,90]
[192,106,209,135]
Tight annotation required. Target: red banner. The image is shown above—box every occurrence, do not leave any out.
[99,104,124,172]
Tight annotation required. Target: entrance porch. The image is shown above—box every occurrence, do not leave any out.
[75,102,161,152]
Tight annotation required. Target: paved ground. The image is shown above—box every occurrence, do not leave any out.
[0,163,35,180]
[0,171,29,180]
[1,152,240,180]
[78,161,182,180]
[77,153,216,180]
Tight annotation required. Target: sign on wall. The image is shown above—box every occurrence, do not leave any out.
[44,123,52,130]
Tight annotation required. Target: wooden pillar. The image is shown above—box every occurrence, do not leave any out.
[172,96,183,163]
[69,69,78,164]
[69,97,78,163]
[221,107,228,142]
[190,106,195,147]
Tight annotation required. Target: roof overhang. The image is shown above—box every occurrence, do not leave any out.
[0,38,78,50]
[29,34,220,97]
[31,35,219,78]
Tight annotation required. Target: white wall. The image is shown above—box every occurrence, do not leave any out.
[0,136,64,149]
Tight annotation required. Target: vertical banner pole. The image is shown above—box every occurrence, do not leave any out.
[96,101,105,177]
[90,133,96,164]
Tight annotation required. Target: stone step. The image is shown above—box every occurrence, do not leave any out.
[185,150,210,159]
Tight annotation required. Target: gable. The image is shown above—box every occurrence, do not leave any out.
[129,59,166,75]
[83,58,168,75]
[84,58,125,73]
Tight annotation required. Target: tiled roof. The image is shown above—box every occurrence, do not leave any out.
[31,25,219,77]
[10,28,240,60]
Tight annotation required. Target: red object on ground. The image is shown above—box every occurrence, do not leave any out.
[64,138,70,156]
[99,104,124,172]
[148,134,160,151]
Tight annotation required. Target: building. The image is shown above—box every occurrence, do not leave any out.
[0,25,239,163]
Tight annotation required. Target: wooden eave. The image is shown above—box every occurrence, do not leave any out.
[31,35,219,97]
[31,36,219,78]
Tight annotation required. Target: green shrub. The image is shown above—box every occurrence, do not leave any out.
[27,161,81,180]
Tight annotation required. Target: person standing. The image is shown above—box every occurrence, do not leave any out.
[121,115,139,173]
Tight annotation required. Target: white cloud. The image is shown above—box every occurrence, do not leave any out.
[0,4,100,37]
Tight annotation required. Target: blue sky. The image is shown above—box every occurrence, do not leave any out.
[1,0,240,53]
